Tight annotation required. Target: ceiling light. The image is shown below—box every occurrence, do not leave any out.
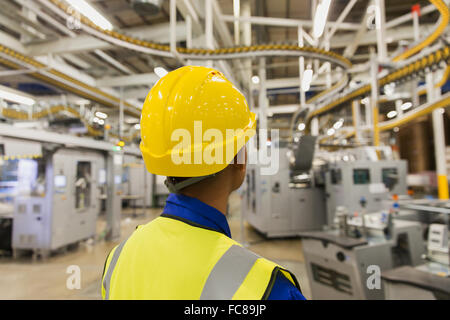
[387,111,397,119]
[361,97,369,105]
[134,123,141,130]
[98,119,105,125]
[400,102,412,111]
[384,83,395,96]
[251,75,260,84]
[95,111,108,119]
[76,99,90,105]
[0,88,35,106]
[327,128,335,136]
[154,67,168,78]
[93,117,99,123]
[301,69,313,91]
[313,0,332,38]
[66,0,113,30]
[298,123,306,131]
[333,118,344,130]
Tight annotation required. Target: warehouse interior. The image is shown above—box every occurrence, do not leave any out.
[0,0,449,300]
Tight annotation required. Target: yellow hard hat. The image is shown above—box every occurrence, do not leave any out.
[140,66,256,178]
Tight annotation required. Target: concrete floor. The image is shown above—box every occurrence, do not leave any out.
[0,192,311,300]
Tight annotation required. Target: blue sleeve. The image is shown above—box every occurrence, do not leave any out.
[267,272,306,300]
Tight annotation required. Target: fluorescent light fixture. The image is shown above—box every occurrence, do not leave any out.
[401,102,412,111]
[327,128,335,136]
[134,123,140,130]
[333,118,344,130]
[154,67,168,78]
[66,0,113,30]
[251,75,260,84]
[301,69,313,91]
[76,99,90,105]
[95,111,108,119]
[298,123,306,131]
[384,83,395,96]
[387,111,397,119]
[0,88,35,106]
[313,0,332,38]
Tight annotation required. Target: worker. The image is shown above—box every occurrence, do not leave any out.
[101,66,305,300]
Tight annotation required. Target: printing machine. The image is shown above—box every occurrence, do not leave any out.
[382,223,450,300]
[12,147,104,258]
[121,155,153,213]
[298,209,425,299]
[324,147,408,227]
[244,136,327,238]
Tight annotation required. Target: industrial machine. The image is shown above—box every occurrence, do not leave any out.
[12,148,104,258]
[324,147,407,226]
[382,223,450,300]
[121,155,153,213]
[298,209,425,299]
[244,137,327,238]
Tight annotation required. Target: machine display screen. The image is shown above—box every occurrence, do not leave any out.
[353,169,370,184]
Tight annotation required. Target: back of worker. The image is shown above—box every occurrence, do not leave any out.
[101,66,304,300]
[102,213,299,299]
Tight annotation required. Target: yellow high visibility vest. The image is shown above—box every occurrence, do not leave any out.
[101,214,301,300]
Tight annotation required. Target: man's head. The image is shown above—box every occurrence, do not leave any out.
[167,147,247,199]
[139,66,256,207]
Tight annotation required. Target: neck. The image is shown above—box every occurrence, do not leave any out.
[181,189,230,216]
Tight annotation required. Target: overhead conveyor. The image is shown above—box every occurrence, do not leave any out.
[0,0,447,142]
[39,0,352,70]
[301,0,449,130]
[0,104,140,142]
[0,46,141,118]
[319,92,450,146]
[306,44,450,125]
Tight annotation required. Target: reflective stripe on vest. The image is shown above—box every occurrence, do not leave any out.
[103,238,127,300]
[101,216,301,299]
[200,245,259,299]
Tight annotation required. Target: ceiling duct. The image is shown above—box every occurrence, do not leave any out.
[132,0,164,15]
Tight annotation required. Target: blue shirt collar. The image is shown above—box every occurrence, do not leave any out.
[162,193,232,238]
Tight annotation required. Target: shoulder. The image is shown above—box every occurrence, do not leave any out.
[267,271,306,300]
[230,246,303,300]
